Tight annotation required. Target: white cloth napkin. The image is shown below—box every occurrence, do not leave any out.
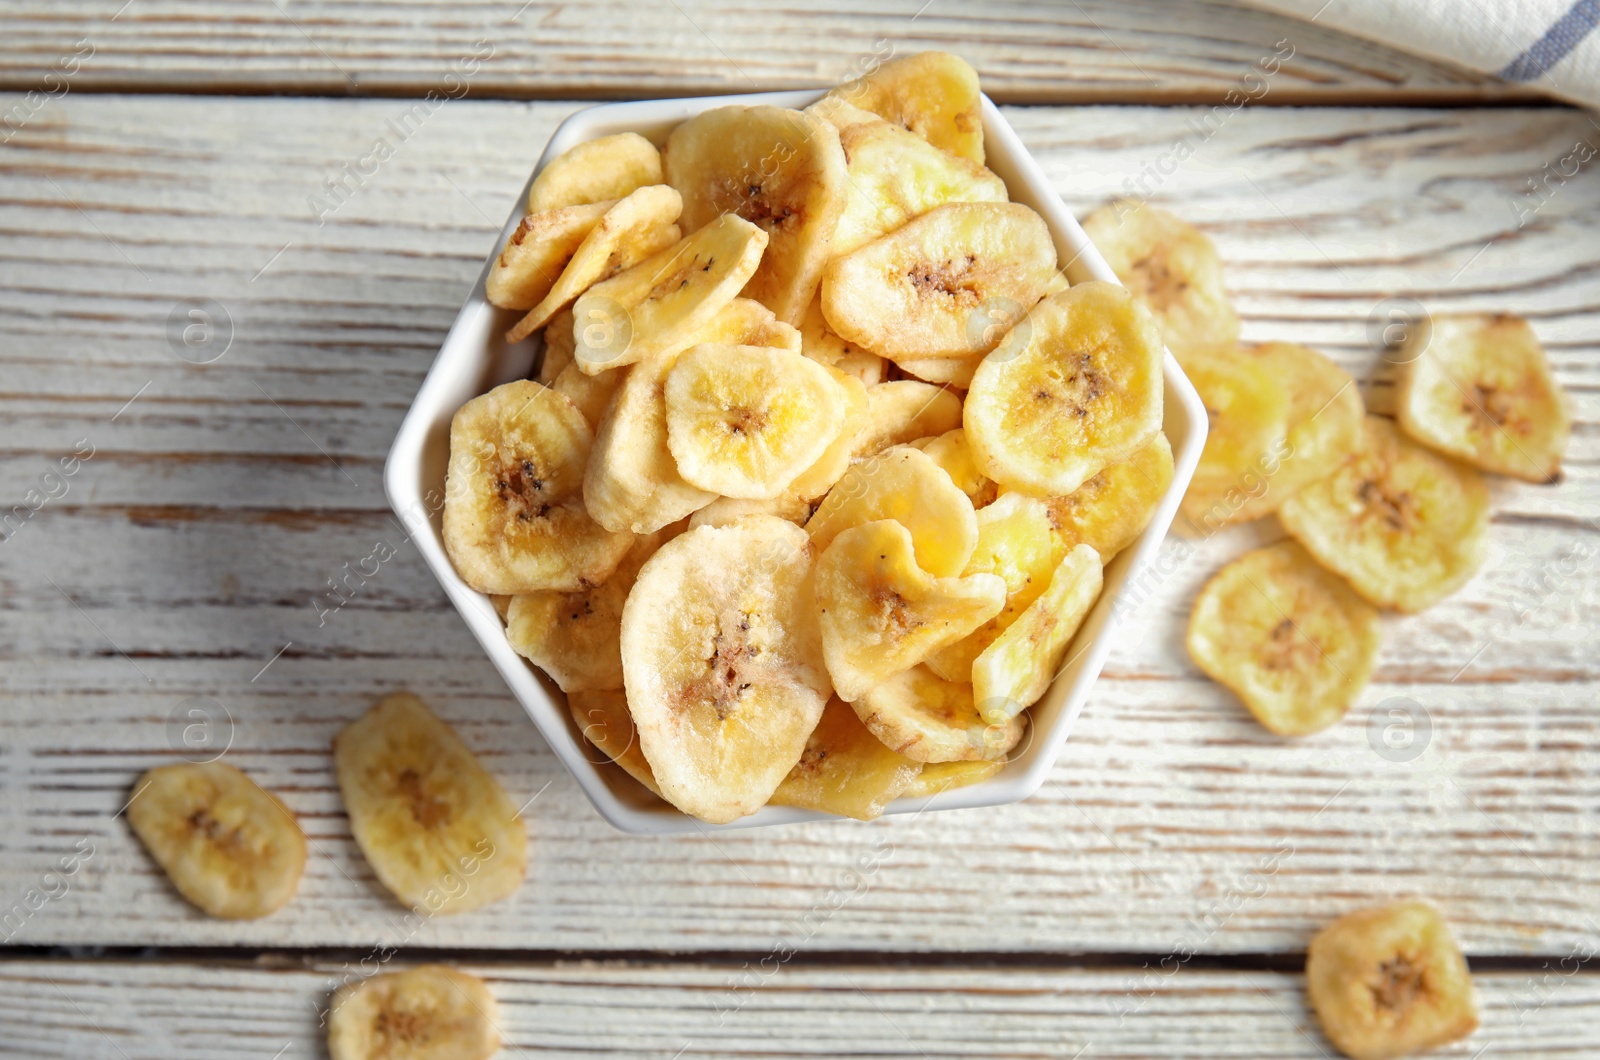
[1248,0,1600,108]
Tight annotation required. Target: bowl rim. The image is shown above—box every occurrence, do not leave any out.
[384,88,1208,834]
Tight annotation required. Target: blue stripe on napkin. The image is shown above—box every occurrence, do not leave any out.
[1499,0,1600,80]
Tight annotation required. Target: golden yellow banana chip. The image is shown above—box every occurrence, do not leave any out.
[816,519,1006,701]
[798,294,886,385]
[1031,431,1174,562]
[550,360,621,429]
[851,380,964,460]
[689,492,814,529]
[972,543,1103,722]
[537,306,576,383]
[528,130,662,212]
[823,51,985,163]
[910,428,998,508]
[1396,312,1571,483]
[126,762,306,920]
[806,445,979,579]
[851,664,1022,763]
[334,693,528,915]
[770,697,923,820]
[1187,541,1381,736]
[966,281,1165,497]
[893,351,982,388]
[1306,900,1479,1060]
[786,365,870,500]
[904,758,1003,797]
[568,688,659,796]
[328,964,501,1060]
[485,200,611,311]
[1279,416,1490,613]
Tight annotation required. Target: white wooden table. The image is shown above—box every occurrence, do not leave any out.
[1,3,1597,1056]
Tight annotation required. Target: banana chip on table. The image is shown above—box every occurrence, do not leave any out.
[528,130,662,212]
[506,183,683,343]
[822,201,1057,361]
[1278,416,1490,613]
[972,543,1103,723]
[1029,431,1174,562]
[334,693,528,915]
[1080,199,1238,355]
[1396,311,1571,483]
[328,964,501,1060]
[822,50,985,163]
[126,762,306,920]
[770,697,923,820]
[852,664,1023,763]
[904,758,1004,797]
[1306,900,1479,1060]
[816,519,1006,701]
[664,105,848,325]
[850,380,965,460]
[1187,541,1381,736]
[442,380,633,594]
[485,200,612,311]
[568,688,659,796]
[910,428,998,508]
[620,517,832,823]
[806,445,979,579]
[966,281,1165,497]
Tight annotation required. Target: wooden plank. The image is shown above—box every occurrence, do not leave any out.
[0,0,1538,105]
[4,957,1600,1058]
[0,96,1597,957]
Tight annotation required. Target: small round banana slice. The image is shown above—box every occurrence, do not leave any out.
[1396,312,1572,483]
[822,201,1058,361]
[549,361,621,429]
[851,380,964,460]
[787,366,871,500]
[925,492,1063,684]
[966,281,1165,497]
[904,758,1003,798]
[507,184,683,342]
[910,428,998,508]
[664,343,847,499]
[1079,199,1238,355]
[823,51,985,163]
[972,543,1103,722]
[442,380,633,594]
[1030,431,1174,562]
[1279,416,1490,613]
[568,688,659,796]
[620,517,832,824]
[1306,900,1480,1060]
[126,762,306,920]
[1180,344,1291,489]
[769,697,923,821]
[816,519,1006,701]
[571,213,768,374]
[832,118,1008,257]
[334,693,528,915]
[806,445,979,578]
[664,104,848,325]
[536,307,576,383]
[1187,541,1380,736]
[799,294,887,385]
[528,130,662,212]
[328,964,501,1060]
[852,664,1022,763]
[484,200,612,311]
[689,492,814,529]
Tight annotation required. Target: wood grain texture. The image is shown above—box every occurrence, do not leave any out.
[0,96,1597,964]
[5,957,1600,1058]
[0,0,1542,104]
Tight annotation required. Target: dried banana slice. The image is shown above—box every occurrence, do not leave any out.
[1279,416,1490,613]
[507,184,683,342]
[910,428,998,508]
[806,95,888,136]
[693,296,804,354]
[816,519,1006,701]
[550,360,621,428]
[894,351,982,388]
[1080,199,1238,355]
[925,492,1063,684]
[966,281,1165,497]
[125,762,306,920]
[770,697,922,820]
[620,517,832,823]
[904,758,1003,797]
[799,294,886,385]
[971,543,1103,722]
[689,491,814,529]
[571,213,768,374]
[852,664,1023,763]
[489,595,513,621]
[824,51,985,163]
[1306,900,1479,1060]
[1032,431,1174,561]
[822,202,1057,361]
[442,380,633,594]
[832,119,1008,257]
[786,366,871,500]
[851,380,964,459]
[664,343,847,499]
[1187,541,1381,736]
[328,964,501,1060]
[1396,312,1572,483]
[568,688,659,796]
[806,445,979,578]
[664,105,848,324]
[528,131,662,212]
[485,200,611,311]
[334,693,528,915]
[537,307,576,383]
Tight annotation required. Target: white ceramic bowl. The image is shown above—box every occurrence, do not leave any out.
[385,89,1207,833]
